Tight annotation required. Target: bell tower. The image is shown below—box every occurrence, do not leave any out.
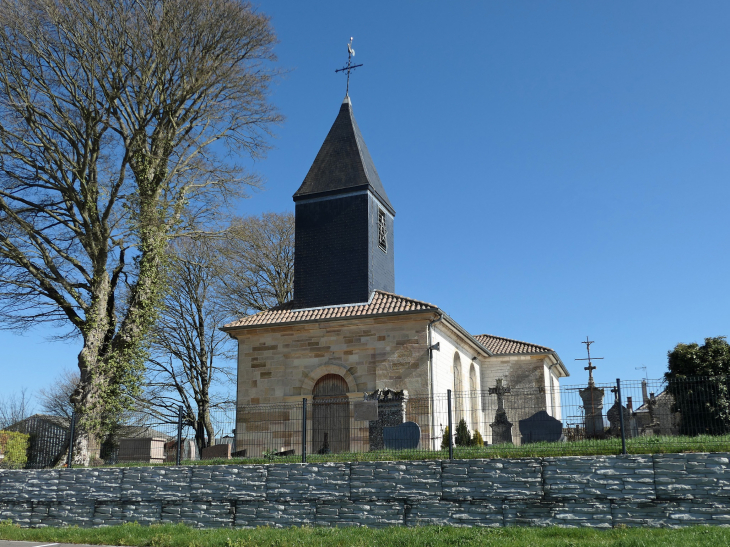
[292,96,395,308]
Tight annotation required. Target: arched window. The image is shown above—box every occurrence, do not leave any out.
[453,353,462,420]
[470,364,480,433]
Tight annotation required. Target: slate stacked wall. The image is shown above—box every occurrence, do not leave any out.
[2,454,730,528]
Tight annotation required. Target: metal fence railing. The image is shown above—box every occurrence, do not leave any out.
[5,377,730,469]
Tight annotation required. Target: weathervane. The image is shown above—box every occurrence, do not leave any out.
[575,336,604,386]
[335,37,363,96]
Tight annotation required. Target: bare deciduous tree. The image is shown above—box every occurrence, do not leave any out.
[143,212,294,454]
[37,369,79,421]
[218,212,295,316]
[145,237,234,454]
[0,0,280,463]
[0,388,33,429]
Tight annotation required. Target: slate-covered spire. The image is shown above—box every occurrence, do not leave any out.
[293,96,394,215]
[292,97,395,309]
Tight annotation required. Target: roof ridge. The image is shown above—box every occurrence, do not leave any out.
[222,290,438,330]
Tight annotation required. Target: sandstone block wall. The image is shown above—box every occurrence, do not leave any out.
[2,453,730,528]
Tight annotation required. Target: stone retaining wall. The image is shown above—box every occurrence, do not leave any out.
[2,453,730,528]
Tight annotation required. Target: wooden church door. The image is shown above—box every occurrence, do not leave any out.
[312,374,350,454]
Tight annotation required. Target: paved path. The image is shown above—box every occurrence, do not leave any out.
[0,542,121,547]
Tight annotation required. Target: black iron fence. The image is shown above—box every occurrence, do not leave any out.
[7,377,730,469]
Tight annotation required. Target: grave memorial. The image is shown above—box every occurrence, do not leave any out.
[383,421,421,450]
[577,337,605,439]
[518,410,564,443]
[365,389,408,451]
[607,387,631,438]
[488,378,513,444]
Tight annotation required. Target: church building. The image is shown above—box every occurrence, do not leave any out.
[223,96,569,454]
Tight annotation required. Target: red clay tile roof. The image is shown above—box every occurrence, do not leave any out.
[473,334,554,355]
[222,290,437,329]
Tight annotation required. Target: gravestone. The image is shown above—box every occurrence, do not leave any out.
[606,401,630,437]
[383,421,420,450]
[641,392,662,436]
[365,389,408,451]
[607,388,631,438]
[489,379,513,444]
[118,437,167,463]
[518,411,564,444]
[201,443,231,460]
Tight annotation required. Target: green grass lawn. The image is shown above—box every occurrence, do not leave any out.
[2,522,730,547]
[106,434,730,467]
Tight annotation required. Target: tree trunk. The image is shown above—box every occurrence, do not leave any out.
[194,403,215,456]
[70,278,114,466]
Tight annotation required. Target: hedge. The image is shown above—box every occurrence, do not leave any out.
[0,430,29,469]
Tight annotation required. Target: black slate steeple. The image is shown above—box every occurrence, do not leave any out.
[293,97,395,309]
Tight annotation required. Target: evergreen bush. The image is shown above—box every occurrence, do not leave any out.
[440,426,450,450]
[455,418,471,446]
[0,431,29,469]
[472,429,484,446]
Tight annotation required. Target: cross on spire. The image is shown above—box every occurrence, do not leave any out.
[335,37,363,97]
[575,336,604,386]
[489,378,511,412]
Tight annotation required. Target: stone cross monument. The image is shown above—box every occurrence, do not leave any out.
[489,378,513,444]
[576,337,605,438]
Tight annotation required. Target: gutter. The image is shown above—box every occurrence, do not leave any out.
[437,311,494,358]
[548,352,570,377]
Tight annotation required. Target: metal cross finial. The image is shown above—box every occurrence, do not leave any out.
[575,336,604,386]
[335,37,364,96]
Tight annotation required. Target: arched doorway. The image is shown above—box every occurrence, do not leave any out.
[312,374,350,454]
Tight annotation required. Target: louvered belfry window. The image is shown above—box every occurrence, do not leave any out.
[378,208,387,252]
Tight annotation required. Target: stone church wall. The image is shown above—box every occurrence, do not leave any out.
[479,355,554,446]
[430,325,484,438]
[234,315,434,455]
[235,315,432,405]
[4,453,730,528]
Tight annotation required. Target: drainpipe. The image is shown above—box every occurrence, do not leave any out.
[427,312,443,450]
[427,312,444,398]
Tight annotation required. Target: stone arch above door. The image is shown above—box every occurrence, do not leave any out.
[302,364,358,395]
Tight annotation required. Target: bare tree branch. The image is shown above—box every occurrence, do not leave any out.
[0,0,280,463]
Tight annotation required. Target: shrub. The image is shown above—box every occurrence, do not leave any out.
[440,426,450,450]
[0,431,29,469]
[455,418,471,446]
[472,429,484,447]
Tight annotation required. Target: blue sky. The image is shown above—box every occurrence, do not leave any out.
[2,1,729,403]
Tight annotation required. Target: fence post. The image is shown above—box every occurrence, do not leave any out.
[616,378,627,455]
[447,389,454,460]
[302,398,307,464]
[176,405,184,465]
[66,411,76,468]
